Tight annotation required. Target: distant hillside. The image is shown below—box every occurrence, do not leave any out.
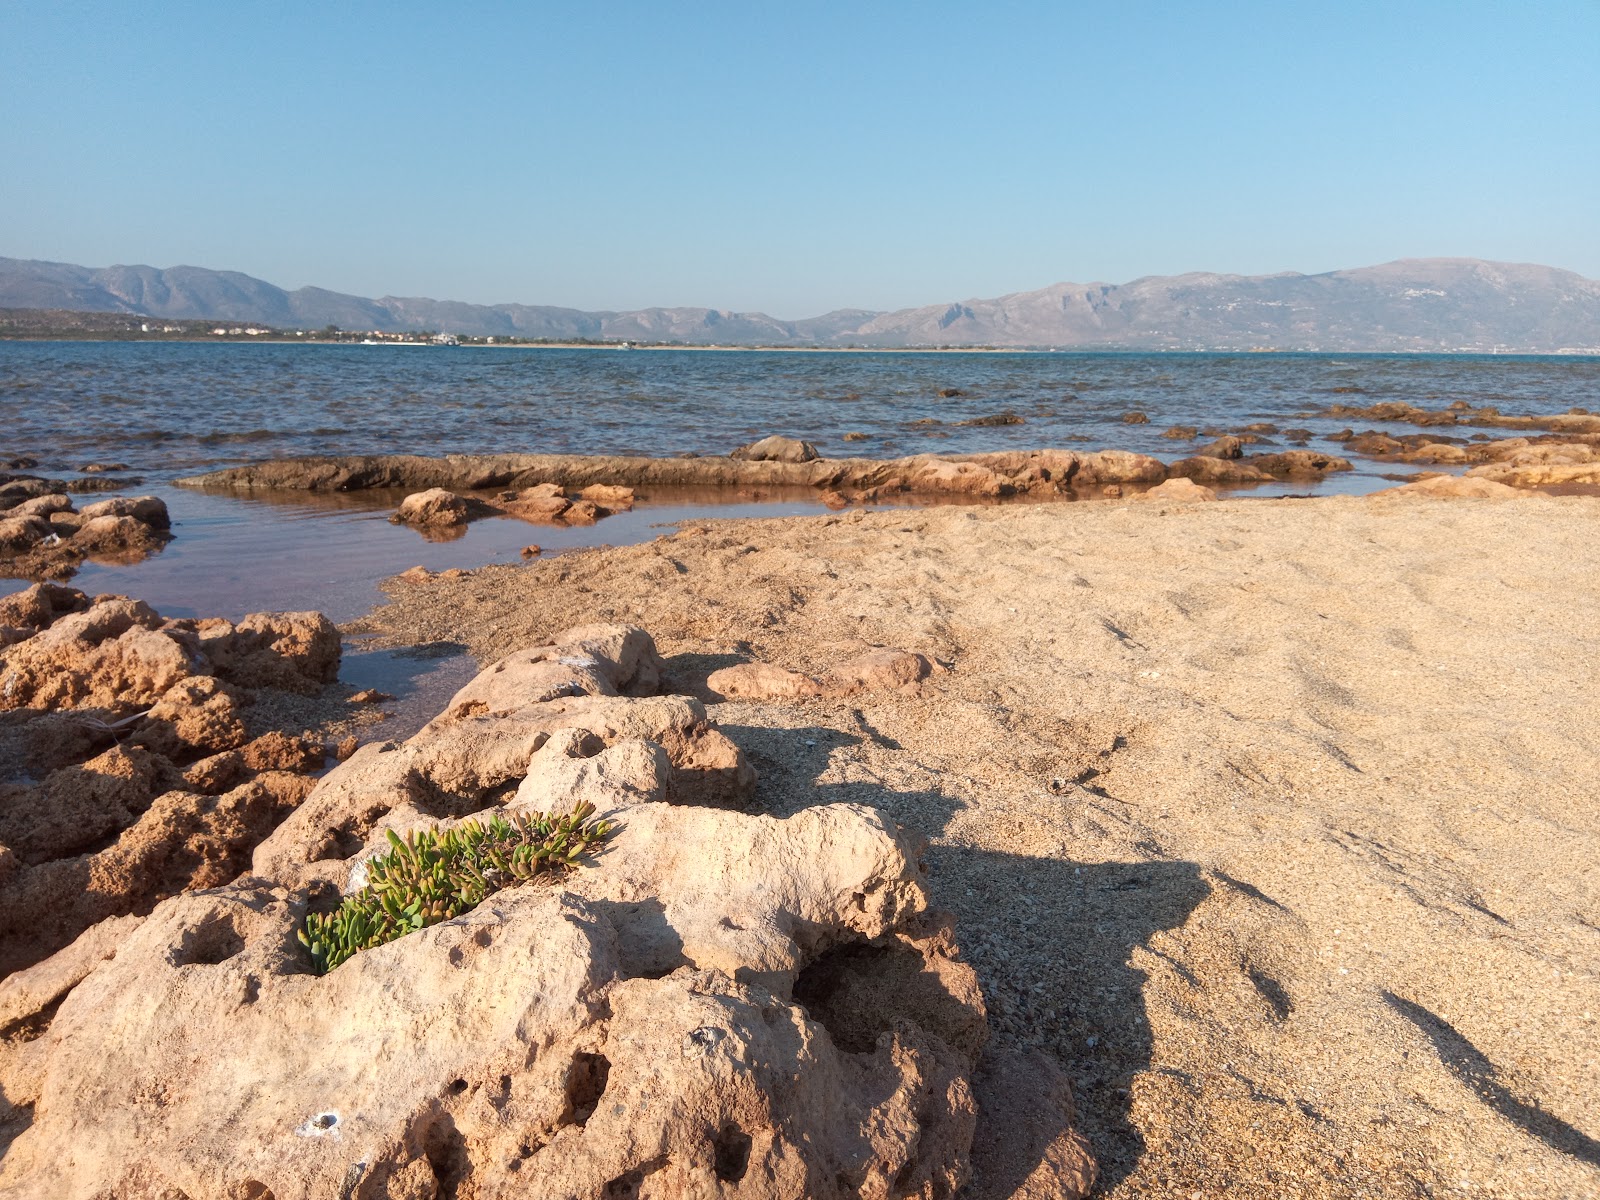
[3,255,1598,351]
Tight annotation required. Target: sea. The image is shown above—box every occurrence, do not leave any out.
[5,342,1599,613]
[5,341,1594,724]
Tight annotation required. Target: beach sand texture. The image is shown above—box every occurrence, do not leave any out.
[353,493,1600,1198]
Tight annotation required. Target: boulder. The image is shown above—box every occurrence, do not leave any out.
[1464,461,1600,487]
[0,515,50,554]
[1135,477,1219,503]
[1242,451,1353,477]
[392,487,469,528]
[0,627,999,1200]
[578,483,635,511]
[0,597,190,711]
[1194,435,1244,460]
[6,494,73,521]
[77,495,170,530]
[199,611,341,694]
[706,662,825,701]
[1167,457,1271,484]
[730,435,819,463]
[69,513,166,556]
[829,649,932,694]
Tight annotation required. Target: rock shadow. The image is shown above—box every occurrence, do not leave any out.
[701,731,1209,1193]
[1383,991,1600,1168]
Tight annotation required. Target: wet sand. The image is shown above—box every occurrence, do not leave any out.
[348,491,1600,1198]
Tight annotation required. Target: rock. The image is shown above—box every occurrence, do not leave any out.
[1344,432,1405,455]
[819,489,850,509]
[1160,426,1198,440]
[334,734,359,760]
[0,597,190,711]
[0,515,51,554]
[1242,451,1353,477]
[1241,422,1279,434]
[201,611,341,694]
[77,495,170,530]
[0,595,347,979]
[578,484,635,511]
[1167,457,1271,484]
[500,483,572,523]
[1195,435,1244,460]
[1135,477,1219,502]
[936,387,965,398]
[0,772,314,979]
[1399,442,1473,465]
[520,544,542,558]
[0,626,988,1200]
[128,675,250,760]
[69,513,167,556]
[392,487,469,528]
[1121,411,1150,424]
[843,431,870,442]
[397,565,433,584]
[6,494,73,520]
[730,435,819,463]
[1101,485,1123,498]
[1465,461,1600,487]
[562,499,601,525]
[705,662,825,701]
[1071,450,1167,486]
[959,412,1025,427]
[1373,475,1532,500]
[64,475,144,494]
[829,649,932,694]
[348,688,393,705]
[79,462,130,474]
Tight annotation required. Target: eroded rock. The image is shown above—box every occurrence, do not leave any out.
[0,624,1013,1200]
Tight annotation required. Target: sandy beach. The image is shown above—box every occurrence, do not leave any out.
[336,490,1600,1198]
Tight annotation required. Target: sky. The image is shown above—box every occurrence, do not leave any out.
[2,0,1597,317]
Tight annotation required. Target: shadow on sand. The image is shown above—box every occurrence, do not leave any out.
[717,721,1211,1194]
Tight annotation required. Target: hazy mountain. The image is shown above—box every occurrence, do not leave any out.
[3,255,1598,351]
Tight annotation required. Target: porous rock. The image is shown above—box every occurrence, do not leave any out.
[706,662,826,701]
[0,624,1001,1200]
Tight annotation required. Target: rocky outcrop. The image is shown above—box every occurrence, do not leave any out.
[174,446,1266,505]
[705,649,934,702]
[1134,477,1219,503]
[390,483,640,538]
[0,587,340,977]
[1320,401,1600,435]
[0,625,1023,1200]
[1372,475,1535,500]
[731,435,820,463]
[0,491,171,581]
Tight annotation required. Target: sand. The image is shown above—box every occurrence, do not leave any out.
[347,491,1600,1199]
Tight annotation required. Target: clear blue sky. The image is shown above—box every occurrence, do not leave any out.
[3,0,1596,316]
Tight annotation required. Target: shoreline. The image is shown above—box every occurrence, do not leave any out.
[3,480,1599,1196]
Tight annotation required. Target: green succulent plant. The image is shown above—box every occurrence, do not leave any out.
[298,803,613,973]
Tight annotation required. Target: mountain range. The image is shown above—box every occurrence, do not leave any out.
[3,255,1599,351]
